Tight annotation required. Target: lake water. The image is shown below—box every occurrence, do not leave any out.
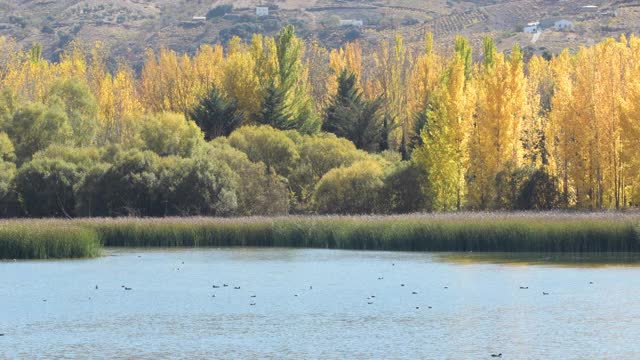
[2,249,640,359]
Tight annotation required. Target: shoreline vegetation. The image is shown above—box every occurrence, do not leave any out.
[2,212,640,259]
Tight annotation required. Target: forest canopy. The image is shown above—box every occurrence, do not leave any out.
[0,26,639,217]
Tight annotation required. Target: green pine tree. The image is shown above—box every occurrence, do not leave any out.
[190,88,244,140]
[256,83,294,130]
[323,70,384,152]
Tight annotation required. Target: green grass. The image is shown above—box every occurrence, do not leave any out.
[1,212,640,259]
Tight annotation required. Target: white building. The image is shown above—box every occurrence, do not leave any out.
[554,19,573,31]
[256,7,269,17]
[339,19,364,27]
[523,21,540,33]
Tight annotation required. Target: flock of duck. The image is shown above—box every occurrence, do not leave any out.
[3,256,598,359]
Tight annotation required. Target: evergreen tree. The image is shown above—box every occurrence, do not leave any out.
[190,88,244,140]
[271,25,321,134]
[323,70,384,152]
[256,83,294,130]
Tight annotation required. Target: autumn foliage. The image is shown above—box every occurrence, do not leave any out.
[0,27,639,216]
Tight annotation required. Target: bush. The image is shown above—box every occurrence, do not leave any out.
[314,160,385,214]
[6,103,73,162]
[229,125,299,177]
[76,148,242,217]
[162,157,239,216]
[220,23,264,43]
[516,169,561,210]
[382,161,432,213]
[33,145,105,171]
[202,140,290,216]
[15,159,83,217]
[207,4,233,19]
[86,150,163,217]
[289,133,367,208]
[138,112,204,157]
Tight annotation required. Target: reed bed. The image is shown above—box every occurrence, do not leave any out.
[1,212,640,259]
[0,222,101,259]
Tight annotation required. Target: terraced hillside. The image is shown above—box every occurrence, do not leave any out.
[0,0,639,66]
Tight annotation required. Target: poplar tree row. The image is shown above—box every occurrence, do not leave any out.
[1,26,639,216]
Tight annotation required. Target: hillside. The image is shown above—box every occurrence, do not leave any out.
[1,0,639,65]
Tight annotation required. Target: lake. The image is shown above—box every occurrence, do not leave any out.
[2,248,640,359]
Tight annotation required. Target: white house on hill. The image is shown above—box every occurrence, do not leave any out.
[523,21,540,33]
[256,7,269,17]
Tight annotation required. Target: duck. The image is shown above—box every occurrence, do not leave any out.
[250,295,257,298]
[491,354,502,358]
[519,286,528,289]
[415,306,420,309]
[95,285,98,290]
[401,284,405,287]
[377,277,384,280]
[0,333,4,336]
[234,286,241,290]
[223,284,229,287]
[367,302,373,305]
[443,286,448,289]
[212,285,220,289]
[250,303,256,306]
[124,287,132,291]
[542,292,549,295]
[412,291,418,295]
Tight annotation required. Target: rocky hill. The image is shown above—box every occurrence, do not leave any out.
[1,0,639,67]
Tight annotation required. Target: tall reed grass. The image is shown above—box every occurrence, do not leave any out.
[0,222,101,259]
[2,212,640,259]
